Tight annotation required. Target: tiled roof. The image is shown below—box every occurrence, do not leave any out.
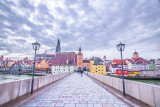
[83,59,90,63]
[90,56,103,65]
[111,64,119,68]
[126,57,148,64]
[112,59,127,65]
[53,52,77,66]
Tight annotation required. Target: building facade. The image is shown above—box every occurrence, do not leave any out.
[35,59,49,72]
[52,65,77,74]
[52,52,77,74]
[90,56,106,75]
[155,58,160,70]
[90,65,106,75]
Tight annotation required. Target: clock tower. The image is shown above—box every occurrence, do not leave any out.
[77,47,83,71]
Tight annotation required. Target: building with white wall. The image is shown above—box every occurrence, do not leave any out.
[52,65,77,74]
[155,58,160,70]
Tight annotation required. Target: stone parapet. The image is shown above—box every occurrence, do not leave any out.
[85,72,160,107]
[0,72,71,105]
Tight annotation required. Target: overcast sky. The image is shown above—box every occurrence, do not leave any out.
[0,0,160,60]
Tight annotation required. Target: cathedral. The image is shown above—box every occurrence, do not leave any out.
[52,38,83,74]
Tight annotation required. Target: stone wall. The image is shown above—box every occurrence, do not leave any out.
[0,72,71,105]
[85,72,160,107]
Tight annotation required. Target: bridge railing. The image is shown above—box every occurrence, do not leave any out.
[85,72,160,107]
[0,72,72,105]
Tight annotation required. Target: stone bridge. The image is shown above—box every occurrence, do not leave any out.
[1,72,160,107]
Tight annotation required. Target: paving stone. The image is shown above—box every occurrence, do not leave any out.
[64,103,75,107]
[88,101,97,104]
[55,103,65,106]
[98,101,107,104]
[112,104,120,107]
[52,100,63,103]
[70,101,79,103]
[63,100,70,103]
[102,104,114,107]
[43,103,56,106]
[76,104,87,107]
[91,98,100,101]
[87,104,94,107]
[93,104,102,107]
[79,100,88,104]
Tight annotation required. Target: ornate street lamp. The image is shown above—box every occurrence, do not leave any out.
[87,64,88,75]
[31,41,40,94]
[117,42,125,96]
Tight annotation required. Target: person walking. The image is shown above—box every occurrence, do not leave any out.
[80,70,83,77]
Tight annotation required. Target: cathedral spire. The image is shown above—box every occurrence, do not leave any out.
[56,38,61,53]
[57,38,60,46]
[79,46,81,52]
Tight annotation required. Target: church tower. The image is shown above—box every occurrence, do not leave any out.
[77,47,83,71]
[56,38,61,53]
[133,51,139,58]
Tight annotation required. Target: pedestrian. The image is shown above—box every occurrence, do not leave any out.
[81,70,83,77]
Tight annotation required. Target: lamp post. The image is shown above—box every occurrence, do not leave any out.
[31,41,40,94]
[117,42,125,96]
[87,64,88,75]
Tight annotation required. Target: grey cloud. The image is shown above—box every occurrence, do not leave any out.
[19,0,35,12]
[65,0,78,5]
[14,39,27,44]
[0,0,160,59]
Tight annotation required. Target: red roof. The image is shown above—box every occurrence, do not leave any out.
[126,57,148,64]
[112,59,127,65]
[53,52,77,66]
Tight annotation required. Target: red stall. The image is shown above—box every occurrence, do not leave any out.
[116,69,128,76]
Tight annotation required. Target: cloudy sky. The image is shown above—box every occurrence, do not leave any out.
[0,0,160,60]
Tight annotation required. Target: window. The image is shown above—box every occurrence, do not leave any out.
[79,57,81,60]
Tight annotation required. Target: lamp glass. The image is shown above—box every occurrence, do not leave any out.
[117,42,125,51]
[32,42,40,50]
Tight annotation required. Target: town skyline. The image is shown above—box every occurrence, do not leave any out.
[0,0,160,60]
[1,38,159,61]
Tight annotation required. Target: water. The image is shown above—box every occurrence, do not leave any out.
[131,79,160,86]
[0,74,33,83]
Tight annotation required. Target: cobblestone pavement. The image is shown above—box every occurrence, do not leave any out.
[23,73,130,107]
